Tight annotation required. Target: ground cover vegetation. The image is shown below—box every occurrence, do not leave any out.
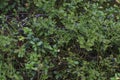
[1,0,120,80]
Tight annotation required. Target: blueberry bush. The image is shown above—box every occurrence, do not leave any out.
[1,0,120,80]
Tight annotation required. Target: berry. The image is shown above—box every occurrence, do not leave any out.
[18,28,24,35]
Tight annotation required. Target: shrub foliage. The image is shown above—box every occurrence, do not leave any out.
[1,0,120,80]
